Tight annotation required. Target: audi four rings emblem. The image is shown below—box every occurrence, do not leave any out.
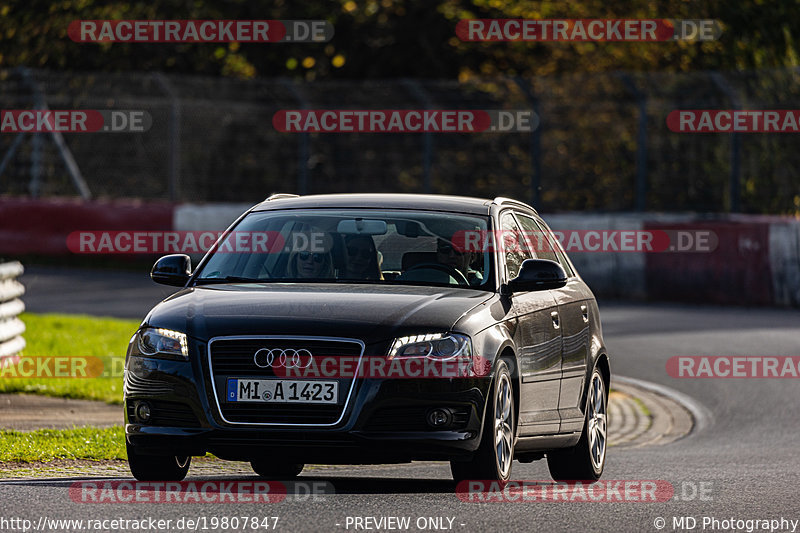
[254,348,313,368]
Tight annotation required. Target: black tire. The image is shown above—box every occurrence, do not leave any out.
[126,442,191,481]
[450,359,515,483]
[547,368,607,481]
[251,460,304,479]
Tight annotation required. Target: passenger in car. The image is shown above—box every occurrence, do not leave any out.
[286,249,334,279]
[341,235,383,280]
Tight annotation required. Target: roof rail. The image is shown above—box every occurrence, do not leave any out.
[265,193,300,201]
[492,196,538,213]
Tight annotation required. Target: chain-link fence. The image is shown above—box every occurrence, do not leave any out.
[1,67,799,213]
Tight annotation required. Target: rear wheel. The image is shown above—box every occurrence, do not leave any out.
[126,442,191,481]
[451,359,514,483]
[547,368,607,481]
[250,460,304,479]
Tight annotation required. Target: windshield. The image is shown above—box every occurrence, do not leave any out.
[193,209,493,290]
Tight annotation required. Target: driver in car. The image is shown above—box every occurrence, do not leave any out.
[436,238,483,286]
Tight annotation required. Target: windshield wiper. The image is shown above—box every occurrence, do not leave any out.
[194,276,267,285]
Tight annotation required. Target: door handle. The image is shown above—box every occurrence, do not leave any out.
[581,305,589,322]
[551,311,560,329]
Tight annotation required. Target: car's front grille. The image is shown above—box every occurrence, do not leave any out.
[208,337,364,426]
[364,405,471,432]
[215,402,344,424]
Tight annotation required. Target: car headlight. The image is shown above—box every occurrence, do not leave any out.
[388,333,471,360]
[132,327,188,360]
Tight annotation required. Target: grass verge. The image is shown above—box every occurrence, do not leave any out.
[0,426,126,462]
[0,312,139,404]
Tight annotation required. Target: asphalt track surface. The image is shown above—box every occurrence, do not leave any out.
[5,266,800,532]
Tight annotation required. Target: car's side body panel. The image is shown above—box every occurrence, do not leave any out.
[552,278,594,433]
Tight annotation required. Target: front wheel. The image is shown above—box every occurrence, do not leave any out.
[547,368,607,481]
[451,359,515,483]
[126,442,191,481]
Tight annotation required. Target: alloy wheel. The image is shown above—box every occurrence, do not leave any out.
[586,373,607,471]
[494,372,514,478]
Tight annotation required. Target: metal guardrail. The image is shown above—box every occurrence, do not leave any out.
[0,261,25,359]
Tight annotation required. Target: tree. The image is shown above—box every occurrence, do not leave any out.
[0,0,797,79]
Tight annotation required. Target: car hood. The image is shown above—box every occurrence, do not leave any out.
[144,283,494,345]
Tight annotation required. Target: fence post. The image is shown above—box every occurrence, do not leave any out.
[401,79,434,193]
[154,73,181,202]
[513,77,542,209]
[619,74,648,211]
[0,261,26,364]
[280,78,311,195]
[30,130,43,197]
[710,72,741,213]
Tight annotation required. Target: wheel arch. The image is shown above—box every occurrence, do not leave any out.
[497,346,520,438]
[582,352,610,414]
[596,352,610,393]
[469,324,518,438]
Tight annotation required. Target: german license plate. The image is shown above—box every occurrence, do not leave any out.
[226,378,338,404]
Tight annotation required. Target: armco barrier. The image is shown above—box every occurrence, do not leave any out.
[644,219,774,306]
[0,261,25,362]
[543,214,798,308]
[545,213,699,301]
[1,198,799,308]
[0,197,175,256]
[545,214,647,300]
[174,203,253,232]
[769,220,800,307]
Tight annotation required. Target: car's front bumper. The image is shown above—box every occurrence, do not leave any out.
[124,354,492,463]
[126,424,481,463]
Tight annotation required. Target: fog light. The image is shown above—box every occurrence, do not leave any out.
[427,408,453,428]
[135,401,151,422]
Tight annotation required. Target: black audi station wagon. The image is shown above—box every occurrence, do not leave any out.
[125,193,610,483]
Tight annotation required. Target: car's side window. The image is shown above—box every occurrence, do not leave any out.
[515,212,559,264]
[519,213,576,278]
[500,212,532,279]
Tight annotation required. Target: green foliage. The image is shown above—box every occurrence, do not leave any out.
[440,0,800,79]
[0,0,797,78]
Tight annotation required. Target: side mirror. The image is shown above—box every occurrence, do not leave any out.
[151,254,191,286]
[507,259,567,293]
